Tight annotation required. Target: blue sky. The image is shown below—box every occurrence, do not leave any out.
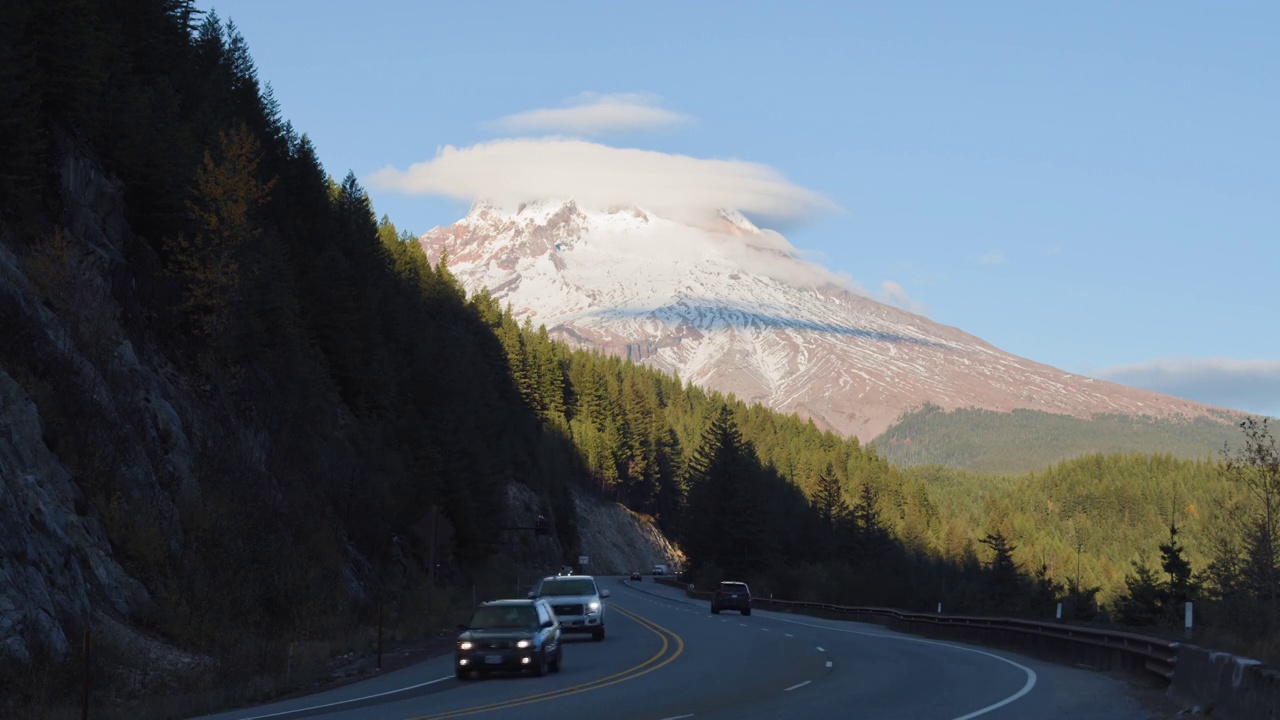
[201,0,1278,416]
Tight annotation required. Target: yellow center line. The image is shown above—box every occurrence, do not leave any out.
[408,604,685,719]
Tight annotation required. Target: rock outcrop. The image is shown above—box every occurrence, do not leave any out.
[572,488,684,575]
[0,367,148,663]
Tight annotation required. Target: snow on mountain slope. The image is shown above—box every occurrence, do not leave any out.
[419,199,1228,440]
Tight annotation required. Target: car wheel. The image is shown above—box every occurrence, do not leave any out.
[592,627,605,641]
[743,608,751,616]
[711,606,720,614]
[549,647,562,673]
[532,650,549,677]
[455,667,471,681]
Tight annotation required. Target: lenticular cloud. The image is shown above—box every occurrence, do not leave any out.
[489,92,691,136]
[366,138,835,224]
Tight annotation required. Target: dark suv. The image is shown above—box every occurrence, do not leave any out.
[710,581,752,615]
[455,598,562,680]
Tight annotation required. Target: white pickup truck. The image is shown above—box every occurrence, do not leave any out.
[652,563,668,576]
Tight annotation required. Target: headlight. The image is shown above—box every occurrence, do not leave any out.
[586,601,601,613]
[458,641,473,651]
[516,639,531,649]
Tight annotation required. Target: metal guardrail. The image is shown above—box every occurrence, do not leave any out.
[649,575,1179,682]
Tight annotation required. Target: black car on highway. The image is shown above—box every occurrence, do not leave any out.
[455,598,563,680]
[710,581,752,615]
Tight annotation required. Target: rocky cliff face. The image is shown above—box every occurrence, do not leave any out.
[572,489,684,576]
[0,365,148,663]
[0,138,193,670]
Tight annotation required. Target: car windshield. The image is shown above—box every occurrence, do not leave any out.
[539,579,597,596]
[721,582,749,592]
[469,605,539,630]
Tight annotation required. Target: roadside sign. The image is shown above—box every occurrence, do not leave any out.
[578,555,589,566]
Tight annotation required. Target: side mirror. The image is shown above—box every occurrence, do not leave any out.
[527,591,538,599]
[600,589,611,598]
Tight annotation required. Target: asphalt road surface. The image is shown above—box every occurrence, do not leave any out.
[193,576,1153,720]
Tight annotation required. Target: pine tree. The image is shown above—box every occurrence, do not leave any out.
[1159,520,1195,609]
[1116,562,1166,626]
[167,122,277,353]
[979,529,1023,615]
[683,404,749,573]
[852,481,891,563]
[1222,417,1280,623]
[812,463,848,526]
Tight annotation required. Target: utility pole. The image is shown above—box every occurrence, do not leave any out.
[426,504,438,631]
[81,624,90,720]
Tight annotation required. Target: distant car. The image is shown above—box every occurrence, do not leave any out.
[630,571,642,581]
[710,581,752,616]
[455,598,562,680]
[529,574,610,641]
[652,564,667,576]
[558,566,574,576]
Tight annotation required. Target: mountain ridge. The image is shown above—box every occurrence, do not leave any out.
[420,198,1236,441]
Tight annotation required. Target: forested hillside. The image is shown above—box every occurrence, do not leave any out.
[909,454,1234,601]
[1,0,599,709]
[873,403,1240,474]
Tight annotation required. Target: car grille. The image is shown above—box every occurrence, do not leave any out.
[552,603,584,616]
[477,641,511,650]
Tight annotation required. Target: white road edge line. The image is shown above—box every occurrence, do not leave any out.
[761,614,1038,720]
[658,715,695,720]
[784,680,812,692]
[826,661,833,668]
[816,646,825,652]
[234,675,453,720]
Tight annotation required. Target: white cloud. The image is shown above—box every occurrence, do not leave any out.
[369,130,929,316]
[1096,358,1280,417]
[488,92,690,136]
[367,137,836,225]
[876,280,928,315]
[977,253,1005,265]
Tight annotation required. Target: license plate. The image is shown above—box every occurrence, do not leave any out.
[485,655,503,665]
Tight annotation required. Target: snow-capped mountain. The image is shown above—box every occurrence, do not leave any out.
[419,199,1227,440]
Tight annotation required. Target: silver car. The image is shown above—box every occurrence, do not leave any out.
[529,574,611,641]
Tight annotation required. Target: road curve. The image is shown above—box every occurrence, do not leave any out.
[194,576,1151,720]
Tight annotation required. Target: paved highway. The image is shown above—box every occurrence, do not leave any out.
[194,577,1152,720]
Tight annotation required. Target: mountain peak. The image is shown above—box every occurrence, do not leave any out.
[460,198,762,237]
[419,206,1229,440]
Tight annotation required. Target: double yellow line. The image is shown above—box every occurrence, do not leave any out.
[408,604,685,719]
